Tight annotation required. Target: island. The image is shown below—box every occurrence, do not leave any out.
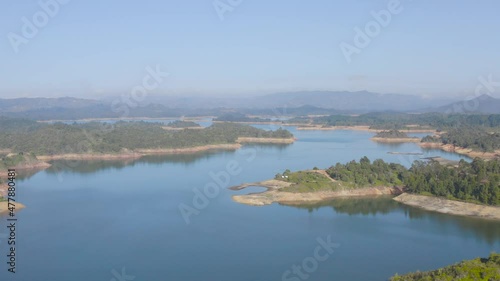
[231,157,500,220]
[213,113,276,124]
[371,130,421,143]
[391,253,500,280]
[162,120,203,130]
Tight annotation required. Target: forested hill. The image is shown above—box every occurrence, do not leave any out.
[421,126,500,152]
[0,117,293,155]
[325,157,500,206]
[374,130,410,138]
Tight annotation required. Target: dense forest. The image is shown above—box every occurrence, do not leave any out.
[405,158,500,205]
[421,127,500,152]
[289,112,500,130]
[440,127,500,152]
[324,157,500,206]
[0,117,293,155]
[391,253,500,281]
[326,157,407,187]
[374,130,410,138]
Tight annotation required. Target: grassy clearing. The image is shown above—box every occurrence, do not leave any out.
[276,171,343,193]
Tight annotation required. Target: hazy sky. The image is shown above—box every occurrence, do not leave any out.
[1,0,499,99]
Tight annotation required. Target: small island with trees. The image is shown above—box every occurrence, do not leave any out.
[371,130,421,143]
[213,113,274,123]
[162,120,202,130]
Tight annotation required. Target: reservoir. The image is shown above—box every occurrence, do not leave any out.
[1,127,498,281]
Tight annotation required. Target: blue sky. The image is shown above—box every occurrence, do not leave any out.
[0,0,499,99]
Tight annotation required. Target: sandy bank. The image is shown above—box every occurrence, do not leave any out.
[231,179,404,206]
[37,153,144,161]
[297,125,435,133]
[393,193,500,220]
[30,138,296,161]
[371,137,421,143]
[0,201,25,214]
[136,144,242,154]
[38,144,243,160]
[236,137,296,144]
[420,142,500,159]
[212,121,284,125]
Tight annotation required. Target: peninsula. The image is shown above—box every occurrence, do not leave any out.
[231,157,500,220]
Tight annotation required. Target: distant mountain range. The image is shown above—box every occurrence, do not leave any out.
[1,92,499,120]
[432,94,500,114]
[149,91,455,112]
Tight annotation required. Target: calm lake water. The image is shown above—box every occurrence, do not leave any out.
[1,127,499,281]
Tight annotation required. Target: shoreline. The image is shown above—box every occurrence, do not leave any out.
[35,138,296,161]
[296,125,436,133]
[162,126,204,131]
[37,143,243,161]
[236,137,296,144]
[420,142,500,159]
[393,193,500,220]
[212,120,284,125]
[231,178,500,220]
[230,179,404,206]
[371,137,421,143]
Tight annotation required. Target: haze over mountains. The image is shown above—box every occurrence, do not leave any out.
[1,91,499,120]
[147,91,455,111]
[432,94,500,114]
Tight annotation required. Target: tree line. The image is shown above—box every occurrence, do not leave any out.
[326,157,500,206]
[292,112,500,130]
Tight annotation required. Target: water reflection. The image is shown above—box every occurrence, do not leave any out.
[45,149,234,175]
[401,204,500,245]
[287,196,400,216]
[288,196,500,245]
